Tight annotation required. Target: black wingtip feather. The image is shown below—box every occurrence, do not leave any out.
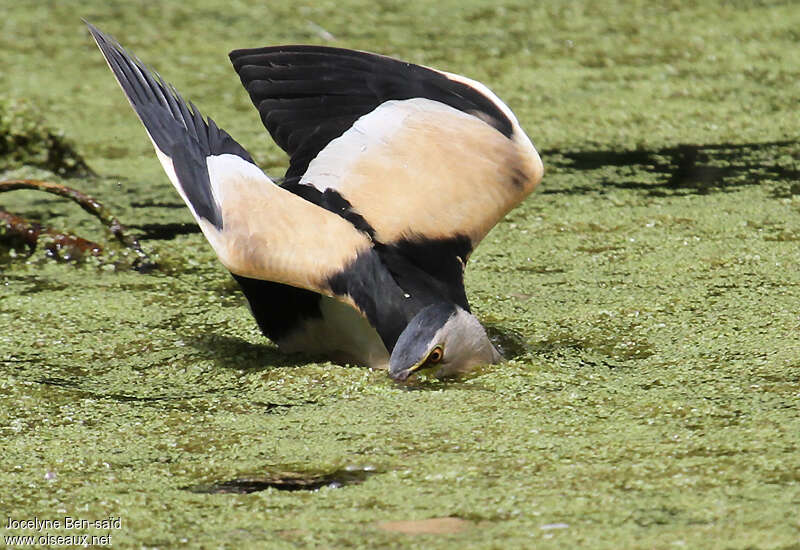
[87,23,258,230]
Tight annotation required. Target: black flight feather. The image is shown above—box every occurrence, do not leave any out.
[229,45,514,179]
[87,22,254,230]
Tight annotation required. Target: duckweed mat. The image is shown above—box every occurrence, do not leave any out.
[1,1,798,548]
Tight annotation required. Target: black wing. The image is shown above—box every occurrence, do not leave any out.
[88,22,255,230]
[228,45,516,178]
[88,23,378,311]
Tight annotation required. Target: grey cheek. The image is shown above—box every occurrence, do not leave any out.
[433,362,459,379]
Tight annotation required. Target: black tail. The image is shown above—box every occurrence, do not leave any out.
[87,22,253,230]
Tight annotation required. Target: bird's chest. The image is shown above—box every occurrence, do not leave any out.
[274,295,390,369]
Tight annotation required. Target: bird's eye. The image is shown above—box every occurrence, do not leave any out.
[427,346,444,364]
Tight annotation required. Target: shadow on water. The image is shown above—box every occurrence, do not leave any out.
[484,324,529,359]
[189,333,326,372]
[530,326,655,369]
[127,222,201,240]
[129,201,185,209]
[186,465,379,494]
[544,140,799,196]
[27,375,315,413]
[31,375,239,406]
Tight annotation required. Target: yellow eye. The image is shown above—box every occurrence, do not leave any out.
[427,346,444,364]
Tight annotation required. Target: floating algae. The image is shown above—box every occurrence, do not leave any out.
[0,96,92,176]
[1,1,799,549]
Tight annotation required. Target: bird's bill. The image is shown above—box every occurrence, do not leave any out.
[388,358,437,382]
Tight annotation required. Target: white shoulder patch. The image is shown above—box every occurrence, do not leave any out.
[206,153,270,204]
[300,98,472,194]
[297,97,543,247]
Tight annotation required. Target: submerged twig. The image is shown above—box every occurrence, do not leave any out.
[0,208,102,260]
[0,178,155,270]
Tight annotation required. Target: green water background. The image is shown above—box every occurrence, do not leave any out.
[1,1,799,548]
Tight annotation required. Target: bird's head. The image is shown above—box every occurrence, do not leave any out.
[389,302,502,381]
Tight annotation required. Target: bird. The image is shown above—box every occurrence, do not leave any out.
[86,23,543,381]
